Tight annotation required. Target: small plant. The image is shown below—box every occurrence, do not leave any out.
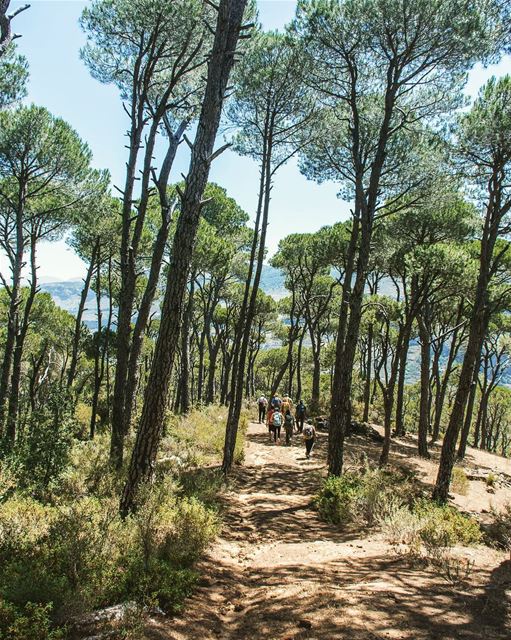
[451,467,469,496]
[433,553,475,587]
[315,473,363,525]
[377,501,422,547]
[315,467,417,527]
[486,473,498,488]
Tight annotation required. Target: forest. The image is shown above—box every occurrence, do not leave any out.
[0,0,511,638]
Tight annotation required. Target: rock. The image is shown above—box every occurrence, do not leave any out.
[298,619,313,629]
[346,421,384,443]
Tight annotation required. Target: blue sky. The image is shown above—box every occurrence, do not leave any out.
[5,0,511,281]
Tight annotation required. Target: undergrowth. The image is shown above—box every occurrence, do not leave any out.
[316,466,483,586]
[0,404,243,639]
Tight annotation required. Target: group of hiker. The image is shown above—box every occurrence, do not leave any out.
[257,394,316,459]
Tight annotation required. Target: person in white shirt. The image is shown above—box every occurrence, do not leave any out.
[257,395,268,424]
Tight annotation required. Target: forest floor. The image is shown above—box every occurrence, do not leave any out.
[146,421,511,640]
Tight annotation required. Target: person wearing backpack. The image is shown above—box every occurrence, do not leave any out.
[270,409,283,443]
[295,400,306,433]
[271,394,282,412]
[282,395,292,415]
[303,421,316,459]
[284,409,295,445]
[266,406,274,441]
[257,395,268,424]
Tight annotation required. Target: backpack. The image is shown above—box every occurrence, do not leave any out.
[285,414,294,428]
[272,412,282,427]
[296,403,305,416]
[303,426,314,440]
[272,397,282,410]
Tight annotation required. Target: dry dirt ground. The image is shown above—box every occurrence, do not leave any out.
[146,421,511,640]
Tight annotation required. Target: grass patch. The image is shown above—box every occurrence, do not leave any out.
[451,467,469,495]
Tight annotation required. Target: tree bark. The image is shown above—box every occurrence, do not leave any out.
[417,311,431,458]
[362,322,373,423]
[6,231,38,442]
[120,0,247,515]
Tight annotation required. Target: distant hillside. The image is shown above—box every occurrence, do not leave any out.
[39,265,287,326]
[39,273,511,387]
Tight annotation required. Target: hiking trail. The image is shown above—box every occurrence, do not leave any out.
[149,421,510,640]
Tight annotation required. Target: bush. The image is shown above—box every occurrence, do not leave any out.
[377,501,422,547]
[11,387,76,497]
[58,434,121,500]
[451,467,469,495]
[315,473,364,525]
[315,467,417,527]
[485,502,511,549]
[0,482,219,619]
[413,499,481,548]
[161,405,247,467]
[0,601,66,640]
[161,497,219,567]
[0,406,226,629]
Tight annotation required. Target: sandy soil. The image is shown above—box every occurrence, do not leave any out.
[143,421,511,640]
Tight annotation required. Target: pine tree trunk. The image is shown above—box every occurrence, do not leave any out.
[417,312,431,458]
[363,322,373,423]
[6,233,38,442]
[120,0,247,515]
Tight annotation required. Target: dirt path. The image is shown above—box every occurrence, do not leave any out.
[149,421,511,640]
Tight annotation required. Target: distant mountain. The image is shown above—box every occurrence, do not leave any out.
[40,265,287,325]
[37,274,511,387]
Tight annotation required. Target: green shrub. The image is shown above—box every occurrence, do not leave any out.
[315,467,417,527]
[413,499,482,549]
[315,473,364,525]
[161,497,219,567]
[12,387,76,497]
[0,601,66,640]
[58,434,121,500]
[0,406,225,625]
[451,467,469,495]
[179,468,225,506]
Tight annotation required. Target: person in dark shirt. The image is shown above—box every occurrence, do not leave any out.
[295,400,306,433]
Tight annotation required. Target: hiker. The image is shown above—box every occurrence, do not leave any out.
[270,408,283,443]
[303,421,316,459]
[284,409,295,446]
[282,395,292,415]
[266,406,274,441]
[257,395,268,424]
[271,394,282,412]
[295,400,306,433]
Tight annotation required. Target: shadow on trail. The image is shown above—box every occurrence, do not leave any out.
[156,422,510,640]
[158,553,510,640]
